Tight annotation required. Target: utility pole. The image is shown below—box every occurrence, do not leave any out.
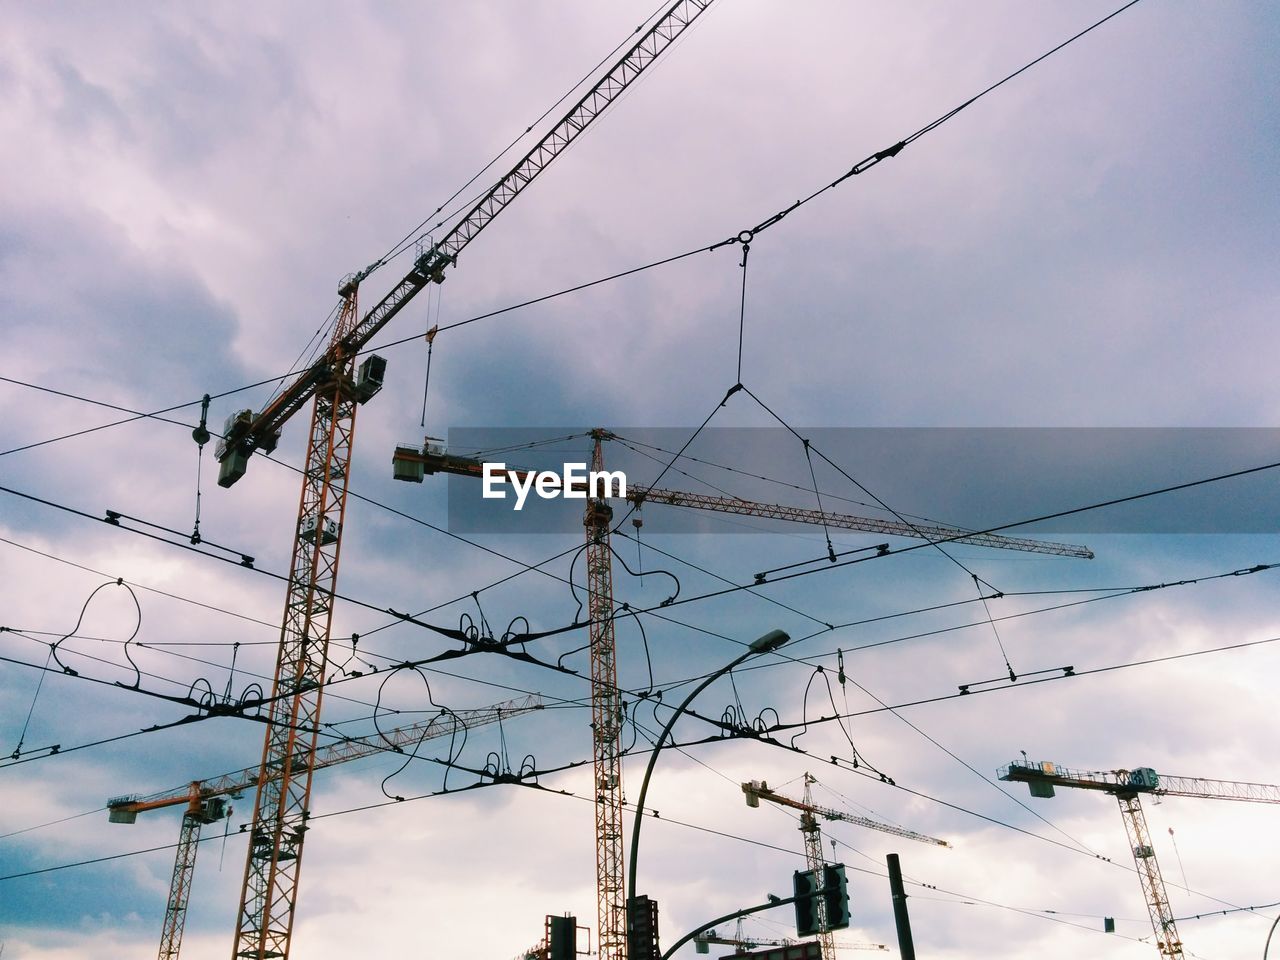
[886,854,916,960]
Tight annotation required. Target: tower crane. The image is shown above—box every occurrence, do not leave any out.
[743,775,948,960]
[204,4,717,958]
[999,759,1280,958]
[392,431,1070,954]
[404,429,635,958]
[108,697,541,960]
[392,433,1081,960]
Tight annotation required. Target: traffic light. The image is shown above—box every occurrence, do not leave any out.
[793,869,820,937]
[627,895,660,960]
[548,915,576,960]
[822,864,850,930]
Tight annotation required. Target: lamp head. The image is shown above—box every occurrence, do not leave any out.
[748,629,790,653]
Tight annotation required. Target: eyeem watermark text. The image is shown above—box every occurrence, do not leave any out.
[482,462,627,510]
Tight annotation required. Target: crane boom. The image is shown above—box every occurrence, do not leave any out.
[107,696,542,820]
[631,486,1092,559]
[584,433,628,960]
[217,0,716,478]
[391,440,1093,558]
[998,761,1280,803]
[742,780,950,848]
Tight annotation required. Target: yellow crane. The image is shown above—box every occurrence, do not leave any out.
[108,697,540,960]
[1000,759,1280,958]
[743,775,948,960]
[206,5,718,957]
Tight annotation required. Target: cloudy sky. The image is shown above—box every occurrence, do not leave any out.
[2,2,1279,959]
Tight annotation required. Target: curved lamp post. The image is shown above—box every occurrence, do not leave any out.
[625,628,791,953]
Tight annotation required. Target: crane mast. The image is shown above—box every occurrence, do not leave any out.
[231,294,363,959]
[159,792,229,960]
[207,4,717,957]
[743,774,948,960]
[1116,792,1182,958]
[798,778,837,960]
[394,432,631,960]
[1000,759,1280,959]
[586,432,628,960]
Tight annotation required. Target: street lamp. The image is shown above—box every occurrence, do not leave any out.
[626,628,791,957]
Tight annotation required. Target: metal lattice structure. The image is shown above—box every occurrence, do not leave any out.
[110,696,541,821]
[211,4,719,957]
[1000,760,1280,959]
[232,296,361,959]
[999,761,1280,804]
[585,432,627,960]
[214,0,718,474]
[630,487,1093,558]
[799,779,836,960]
[1117,793,1182,957]
[744,774,948,960]
[353,0,718,350]
[159,799,225,960]
[392,445,1092,560]
[109,698,539,960]
[395,432,632,958]
[743,777,949,848]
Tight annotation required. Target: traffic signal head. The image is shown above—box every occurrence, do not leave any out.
[627,895,659,960]
[822,864,850,931]
[548,915,576,960]
[793,869,820,937]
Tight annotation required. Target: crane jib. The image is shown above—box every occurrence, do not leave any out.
[217,0,717,486]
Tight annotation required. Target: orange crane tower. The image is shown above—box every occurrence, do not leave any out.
[743,774,948,960]
[208,5,717,957]
[1000,759,1280,958]
[108,697,541,960]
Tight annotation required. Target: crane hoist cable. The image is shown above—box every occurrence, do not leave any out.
[418,321,438,429]
[189,394,211,546]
